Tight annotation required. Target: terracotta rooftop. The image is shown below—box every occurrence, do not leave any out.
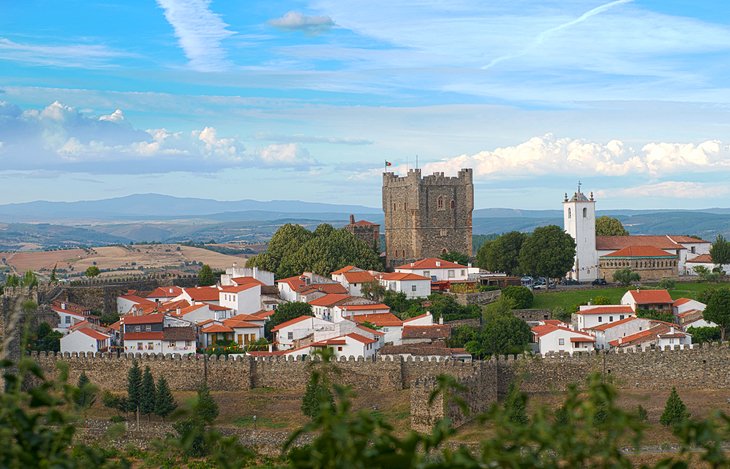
[577,305,634,315]
[145,286,183,298]
[339,303,390,311]
[402,325,451,340]
[352,313,403,327]
[202,324,234,334]
[667,235,709,244]
[271,315,315,332]
[77,327,110,340]
[122,313,165,325]
[626,289,673,305]
[603,245,676,258]
[124,331,164,340]
[531,324,595,340]
[308,293,352,307]
[331,265,358,275]
[379,272,431,281]
[184,286,220,302]
[588,316,642,331]
[343,271,376,284]
[686,254,713,263]
[609,324,671,347]
[596,235,683,251]
[220,283,260,293]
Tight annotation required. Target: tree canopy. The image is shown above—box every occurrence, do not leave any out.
[710,234,730,265]
[475,231,525,275]
[247,223,382,278]
[198,264,216,286]
[518,225,576,279]
[441,251,469,265]
[266,302,313,338]
[595,216,628,236]
[84,266,101,278]
[703,287,730,341]
[613,268,640,286]
[501,286,534,309]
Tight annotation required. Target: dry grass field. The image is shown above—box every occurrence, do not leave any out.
[0,244,246,278]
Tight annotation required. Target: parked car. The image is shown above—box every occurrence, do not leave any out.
[561,278,580,286]
[592,278,608,286]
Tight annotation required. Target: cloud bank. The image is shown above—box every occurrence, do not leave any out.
[421,134,730,179]
[0,101,317,173]
[269,11,335,34]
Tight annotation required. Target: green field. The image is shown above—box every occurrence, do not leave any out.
[532,282,721,312]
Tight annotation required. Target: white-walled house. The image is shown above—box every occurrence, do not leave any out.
[532,323,596,355]
[395,258,468,282]
[685,254,730,276]
[350,312,403,345]
[309,293,352,321]
[621,289,674,313]
[573,305,635,330]
[331,266,377,297]
[673,298,706,316]
[276,274,347,302]
[116,293,157,316]
[587,316,654,350]
[174,303,234,324]
[145,286,184,303]
[333,303,391,322]
[310,332,379,359]
[60,327,111,354]
[378,272,431,299]
[611,323,692,350]
[122,313,196,355]
[199,315,263,348]
[174,286,222,306]
[219,281,262,315]
[220,265,275,286]
[51,303,87,333]
[272,315,333,350]
[403,312,434,326]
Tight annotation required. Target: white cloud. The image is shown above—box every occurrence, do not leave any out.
[0,37,132,68]
[604,181,730,199]
[421,134,730,179]
[156,0,235,72]
[269,11,335,34]
[0,101,318,173]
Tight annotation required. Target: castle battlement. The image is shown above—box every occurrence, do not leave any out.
[382,168,473,187]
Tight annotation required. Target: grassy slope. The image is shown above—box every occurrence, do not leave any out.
[532,282,719,312]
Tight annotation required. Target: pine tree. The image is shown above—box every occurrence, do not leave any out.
[140,366,156,418]
[503,382,529,425]
[126,360,142,413]
[49,264,58,284]
[660,387,689,426]
[75,372,97,409]
[195,384,219,424]
[155,376,177,420]
[301,373,334,418]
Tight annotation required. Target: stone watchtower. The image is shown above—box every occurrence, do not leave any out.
[382,168,474,269]
[344,214,380,252]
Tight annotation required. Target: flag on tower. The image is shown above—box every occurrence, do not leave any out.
[385,161,392,167]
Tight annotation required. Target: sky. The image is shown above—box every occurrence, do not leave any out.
[1,0,730,210]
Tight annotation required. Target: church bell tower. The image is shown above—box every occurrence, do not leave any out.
[563,183,598,281]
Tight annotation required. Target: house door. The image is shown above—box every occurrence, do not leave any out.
[237,334,243,345]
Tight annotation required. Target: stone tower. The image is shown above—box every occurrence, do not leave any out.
[344,214,380,252]
[563,185,598,281]
[382,168,473,269]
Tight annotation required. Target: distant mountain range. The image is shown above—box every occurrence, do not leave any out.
[0,194,728,251]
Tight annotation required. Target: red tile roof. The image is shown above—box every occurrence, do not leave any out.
[603,245,676,258]
[312,338,347,346]
[356,325,384,336]
[184,286,220,301]
[396,257,464,270]
[226,313,265,323]
[352,313,403,327]
[588,316,640,331]
[51,305,86,319]
[308,293,352,307]
[626,289,673,305]
[230,276,266,286]
[77,327,110,340]
[668,235,709,244]
[531,324,594,340]
[146,286,183,298]
[596,235,683,251]
[339,303,390,312]
[251,309,275,319]
[687,254,713,263]
[119,294,157,307]
[402,325,451,340]
[343,271,376,284]
[122,313,165,325]
[175,304,207,316]
[577,305,634,315]
[673,298,693,307]
[331,265,357,275]
[124,332,164,340]
[220,283,260,293]
[609,324,671,347]
[271,315,315,332]
[108,321,121,331]
[350,220,378,226]
[403,312,432,323]
[346,332,377,344]
[570,336,596,343]
[300,283,348,295]
[379,272,431,281]
[202,324,234,334]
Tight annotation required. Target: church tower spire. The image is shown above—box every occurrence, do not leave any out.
[563,185,598,282]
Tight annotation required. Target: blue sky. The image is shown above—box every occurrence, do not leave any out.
[2,0,730,210]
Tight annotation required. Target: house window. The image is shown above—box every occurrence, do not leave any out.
[168,341,175,347]
[137,342,143,350]
[147,342,154,350]
[609,316,613,322]
[185,341,192,347]
[620,315,624,320]
[558,338,565,345]
[287,332,293,340]
[461,270,465,276]
[145,325,152,331]
[135,326,141,332]
[691,246,696,254]
[65,316,71,324]
[598,316,603,323]
[411,285,417,292]
[448,270,455,278]
[337,346,343,351]
[423,271,430,277]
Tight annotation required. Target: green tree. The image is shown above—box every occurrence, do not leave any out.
[102,391,128,414]
[501,285,534,309]
[126,360,142,413]
[360,280,386,302]
[591,295,611,305]
[198,264,216,286]
[518,225,576,279]
[694,265,722,282]
[687,326,721,344]
[703,287,730,341]
[30,322,63,352]
[154,376,177,420]
[84,266,101,277]
[195,384,219,424]
[5,274,19,287]
[467,298,530,358]
[428,293,480,322]
[476,231,526,275]
[74,372,97,409]
[613,268,640,286]
[660,387,689,426]
[636,308,675,323]
[595,216,628,236]
[503,381,529,425]
[301,372,335,419]
[710,234,730,265]
[140,366,156,418]
[446,324,479,348]
[50,264,58,283]
[21,270,38,288]
[247,223,315,275]
[287,228,382,277]
[441,251,469,265]
[658,278,676,290]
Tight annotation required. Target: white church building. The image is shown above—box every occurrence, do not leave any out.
[562,185,712,282]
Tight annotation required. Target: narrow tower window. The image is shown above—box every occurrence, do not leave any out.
[437,196,444,210]
[568,208,572,219]
[582,207,587,218]
[450,199,455,209]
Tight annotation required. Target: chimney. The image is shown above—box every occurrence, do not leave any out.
[268,343,273,353]
[436,261,441,267]
[349,214,355,224]
[61,302,66,310]
[438,316,443,325]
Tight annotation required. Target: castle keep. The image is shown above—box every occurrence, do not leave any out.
[382,169,474,268]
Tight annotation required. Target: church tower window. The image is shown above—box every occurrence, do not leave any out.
[437,196,444,210]
[568,208,572,219]
[582,207,587,218]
